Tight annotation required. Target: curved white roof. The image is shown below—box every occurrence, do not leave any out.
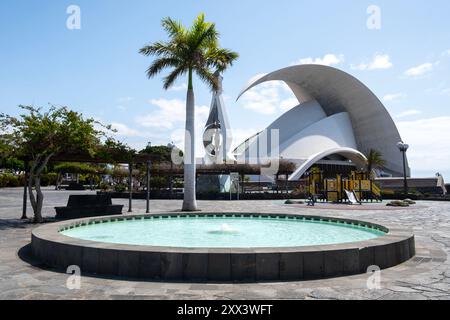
[237,64,409,177]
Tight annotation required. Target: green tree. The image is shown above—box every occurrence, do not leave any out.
[0,136,9,156]
[139,145,173,163]
[140,13,238,211]
[0,105,112,223]
[0,138,24,172]
[53,162,108,190]
[54,162,100,175]
[366,149,386,178]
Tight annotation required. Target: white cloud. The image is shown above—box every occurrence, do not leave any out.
[93,119,143,140]
[115,97,134,112]
[137,98,209,130]
[292,54,344,66]
[279,98,299,112]
[241,73,268,90]
[395,109,422,119]
[425,83,450,96]
[110,122,141,137]
[404,62,434,77]
[441,88,450,96]
[168,83,187,91]
[383,93,405,102]
[117,97,134,103]
[351,54,393,70]
[396,117,450,177]
[136,98,210,157]
[239,72,300,115]
[239,80,293,115]
[229,127,263,150]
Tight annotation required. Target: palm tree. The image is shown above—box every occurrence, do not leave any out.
[140,14,238,211]
[366,149,386,178]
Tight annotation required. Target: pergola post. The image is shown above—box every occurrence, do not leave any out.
[169,160,173,198]
[21,161,29,220]
[128,162,133,213]
[285,173,289,194]
[146,160,151,213]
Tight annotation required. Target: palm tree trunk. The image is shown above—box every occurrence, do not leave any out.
[182,69,198,211]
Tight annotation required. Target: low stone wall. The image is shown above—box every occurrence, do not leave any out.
[31,213,415,282]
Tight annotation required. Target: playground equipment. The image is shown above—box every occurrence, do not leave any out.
[305,168,382,203]
[344,189,361,205]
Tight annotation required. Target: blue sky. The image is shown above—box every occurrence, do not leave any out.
[1,0,450,178]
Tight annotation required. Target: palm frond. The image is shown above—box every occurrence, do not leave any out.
[139,41,173,57]
[367,149,386,166]
[205,48,239,72]
[141,13,238,94]
[195,67,218,91]
[189,17,218,50]
[161,17,186,39]
[163,66,187,90]
[146,58,182,78]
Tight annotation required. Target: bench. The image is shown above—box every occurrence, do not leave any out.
[65,182,86,191]
[55,195,123,220]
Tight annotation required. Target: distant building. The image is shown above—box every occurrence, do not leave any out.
[376,177,447,195]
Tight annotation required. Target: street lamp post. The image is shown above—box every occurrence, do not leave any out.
[146,160,151,213]
[167,142,175,198]
[397,142,409,196]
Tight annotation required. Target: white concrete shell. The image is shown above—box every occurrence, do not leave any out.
[289,148,368,181]
[237,64,409,178]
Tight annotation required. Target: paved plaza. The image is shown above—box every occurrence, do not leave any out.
[0,187,449,300]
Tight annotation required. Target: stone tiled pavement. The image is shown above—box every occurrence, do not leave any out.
[0,187,449,300]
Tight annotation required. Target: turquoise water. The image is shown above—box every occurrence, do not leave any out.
[61,216,385,248]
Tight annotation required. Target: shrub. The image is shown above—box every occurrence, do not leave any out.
[150,176,168,189]
[114,183,127,193]
[78,174,100,185]
[98,181,111,191]
[40,173,58,186]
[0,173,23,188]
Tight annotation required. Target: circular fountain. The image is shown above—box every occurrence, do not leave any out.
[31,213,415,282]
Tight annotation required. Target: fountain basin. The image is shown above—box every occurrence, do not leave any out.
[31,213,415,282]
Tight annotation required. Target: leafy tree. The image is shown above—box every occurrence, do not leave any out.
[97,138,136,164]
[140,13,238,211]
[0,156,25,172]
[54,162,102,175]
[0,135,19,169]
[53,162,109,189]
[0,135,10,158]
[0,105,112,223]
[139,145,172,162]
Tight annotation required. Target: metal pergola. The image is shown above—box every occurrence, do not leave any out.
[21,152,156,219]
[20,151,296,219]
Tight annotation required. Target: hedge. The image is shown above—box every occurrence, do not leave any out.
[0,173,57,188]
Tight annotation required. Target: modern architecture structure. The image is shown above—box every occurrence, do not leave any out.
[234,64,410,180]
[202,72,234,165]
[199,72,234,192]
